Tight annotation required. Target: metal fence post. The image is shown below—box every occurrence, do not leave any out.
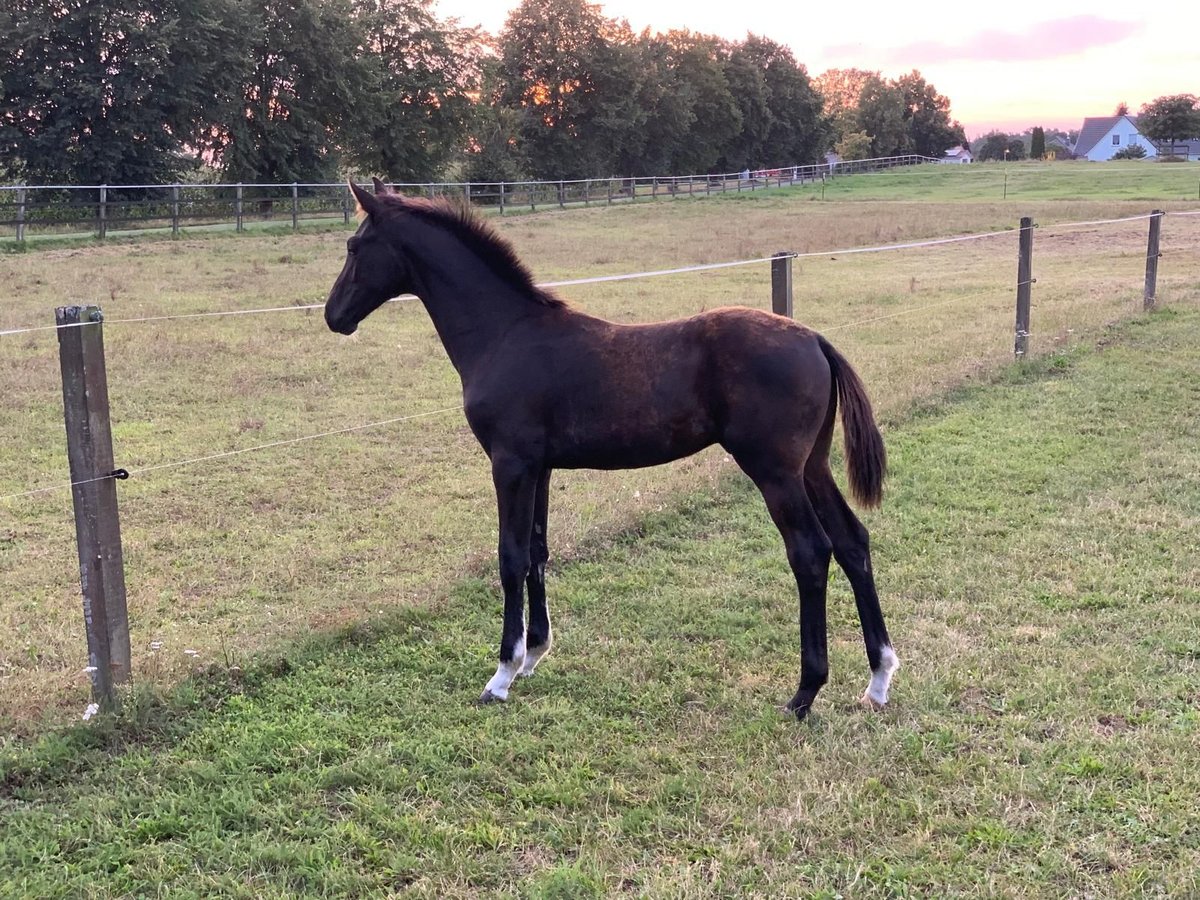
[772,252,794,318]
[16,186,26,242]
[1014,216,1034,358]
[55,304,131,708]
[1144,209,1163,310]
[98,185,107,239]
[236,184,244,232]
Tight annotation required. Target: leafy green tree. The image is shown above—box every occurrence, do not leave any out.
[1137,94,1200,155]
[718,44,772,170]
[854,74,907,157]
[343,0,482,182]
[496,0,643,179]
[205,0,370,184]
[814,68,876,146]
[0,0,249,185]
[1005,138,1027,161]
[1030,126,1046,159]
[1112,144,1147,160]
[896,70,964,157]
[975,131,1009,162]
[742,36,828,167]
[835,131,873,161]
[656,31,740,174]
[463,56,530,183]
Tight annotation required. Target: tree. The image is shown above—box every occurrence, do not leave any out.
[496,0,646,179]
[203,0,371,184]
[975,131,1009,162]
[835,131,872,161]
[343,0,482,182]
[896,70,964,158]
[854,74,907,157]
[0,0,250,185]
[1005,138,1027,161]
[1108,144,1147,160]
[1138,94,1200,156]
[1114,101,1129,116]
[656,31,740,174]
[1030,126,1045,159]
[718,44,771,170]
[737,35,828,168]
[814,67,876,145]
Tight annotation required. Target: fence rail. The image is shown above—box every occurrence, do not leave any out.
[0,156,936,242]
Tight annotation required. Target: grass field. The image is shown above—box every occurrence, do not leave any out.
[2,307,1197,897]
[2,169,1200,731]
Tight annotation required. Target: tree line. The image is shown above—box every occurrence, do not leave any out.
[0,0,966,187]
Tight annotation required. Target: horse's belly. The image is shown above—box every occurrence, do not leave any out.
[546,414,717,470]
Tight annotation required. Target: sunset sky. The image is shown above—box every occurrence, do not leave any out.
[434,0,1198,137]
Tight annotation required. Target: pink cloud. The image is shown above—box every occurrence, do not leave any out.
[828,16,1141,64]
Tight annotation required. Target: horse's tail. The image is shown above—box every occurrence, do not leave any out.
[817,335,886,508]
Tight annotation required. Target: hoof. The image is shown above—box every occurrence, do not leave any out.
[860,692,887,712]
[783,698,813,722]
[476,689,507,705]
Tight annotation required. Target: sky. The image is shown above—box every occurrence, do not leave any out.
[432,0,1198,137]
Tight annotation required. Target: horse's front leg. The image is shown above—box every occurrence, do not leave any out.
[478,454,541,704]
[520,470,553,676]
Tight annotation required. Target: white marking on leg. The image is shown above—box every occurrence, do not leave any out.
[484,635,525,701]
[520,618,552,677]
[862,645,900,709]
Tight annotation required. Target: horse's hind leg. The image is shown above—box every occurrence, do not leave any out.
[743,464,834,721]
[805,462,899,709]
[520,470,553,676]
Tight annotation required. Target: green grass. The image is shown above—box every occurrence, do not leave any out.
[786,160,1200,202]
[2,308,1198,897]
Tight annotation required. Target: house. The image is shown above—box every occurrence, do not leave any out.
[1155,138,1200,160]
[1074,115,1157,161]
[941,145,973,164]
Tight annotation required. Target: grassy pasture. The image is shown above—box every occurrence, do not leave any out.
[1,178,1199,731]
[2,307,1198,897]
[798,159,1200,203]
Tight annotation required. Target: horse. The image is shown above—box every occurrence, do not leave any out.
[324,178,899,721]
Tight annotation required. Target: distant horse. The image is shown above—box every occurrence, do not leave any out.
[324,178,899,721]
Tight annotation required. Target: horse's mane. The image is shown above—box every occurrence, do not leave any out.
[377,194,567,309]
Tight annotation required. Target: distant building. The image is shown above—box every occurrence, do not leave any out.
[941,145,973,164]
[1073,115,1157,161]
[1154,138,1200,160]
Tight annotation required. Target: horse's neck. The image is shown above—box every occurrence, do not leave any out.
[405,234,541,376]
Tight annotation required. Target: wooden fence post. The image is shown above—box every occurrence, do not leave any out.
[291,183,299,230]
[171,185,181,237]
[55,305,131,707]
[464,182,472,207]
[1014,216,1034,358]
[1143,209,1163,310]
[15,186,26,242]
[772,252,794,318]
[342,185,351,225]
[98,185,108,239]
[499,183,506,216]
[584,179,590,207]
[236,184,244,232]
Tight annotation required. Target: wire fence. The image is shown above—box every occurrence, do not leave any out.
[0,156,936,242]
[0,200,1195,717]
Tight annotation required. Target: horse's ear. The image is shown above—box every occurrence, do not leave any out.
[348,179,379,220]
[371,176,395,195]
